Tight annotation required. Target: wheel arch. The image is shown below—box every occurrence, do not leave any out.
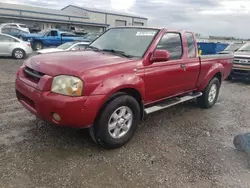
[94,87,144,126]
[198,68,223,91]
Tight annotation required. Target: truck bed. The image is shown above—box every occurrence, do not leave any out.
[198,53,234,85]
[200,53,234,59]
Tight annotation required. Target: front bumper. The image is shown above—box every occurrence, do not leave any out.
[15,78,105,128]
[230,65,250,79]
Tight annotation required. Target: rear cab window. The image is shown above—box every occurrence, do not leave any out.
[185,32,196,58]
[156,32,183,60]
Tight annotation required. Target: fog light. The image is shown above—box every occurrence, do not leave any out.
[52,113,61,122]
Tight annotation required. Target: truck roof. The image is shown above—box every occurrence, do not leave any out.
[109,26,194,34]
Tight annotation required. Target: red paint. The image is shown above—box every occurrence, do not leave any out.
[15,27,233,128]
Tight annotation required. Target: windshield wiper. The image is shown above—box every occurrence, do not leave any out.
[102,49,133,58]
[86,46,100,51]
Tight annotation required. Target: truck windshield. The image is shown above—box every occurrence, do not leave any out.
[237,43,250,52]
[38,29,49,36]
[89,28,159,57]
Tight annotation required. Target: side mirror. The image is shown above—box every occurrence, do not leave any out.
[71,47,78,51]
[150,49,170,63]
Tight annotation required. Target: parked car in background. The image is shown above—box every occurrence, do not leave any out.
[81,33,101,42]
[37,41,89,54]
[1,27,30,39]
[219,42,245,54]
[29,26,41,33]
[16,27,233,149]
[0,23,30,33]
[19,29,86,50]
[0,33,32,59]
[227,42,250,80]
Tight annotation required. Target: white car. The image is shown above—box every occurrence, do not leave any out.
[37,41,89,54]
[0,23,30,33]
[0,33,33,59]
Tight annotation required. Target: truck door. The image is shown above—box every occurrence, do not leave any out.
[45,30,61,47]
[144,32,192,102]
[181,32,200,91]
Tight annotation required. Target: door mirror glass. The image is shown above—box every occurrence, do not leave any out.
[150,49,170,63]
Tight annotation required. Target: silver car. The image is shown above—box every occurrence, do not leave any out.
[0,33,33,59]
[36,41,89,54]
[0,23,30,33]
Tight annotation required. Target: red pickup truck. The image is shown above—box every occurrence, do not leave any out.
[15,27,233,148]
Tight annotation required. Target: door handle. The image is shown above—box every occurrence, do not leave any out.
[180,64,186,68]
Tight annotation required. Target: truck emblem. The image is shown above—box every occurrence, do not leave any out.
[34,61,40,66]
[239,59,248,64]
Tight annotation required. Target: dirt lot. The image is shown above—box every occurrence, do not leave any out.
[0,57,250,188]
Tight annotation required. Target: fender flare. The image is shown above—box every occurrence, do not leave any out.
[91,74,145,102]
[198,64,223,91]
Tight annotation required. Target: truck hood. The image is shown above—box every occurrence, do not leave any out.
[234,51,250,58]
[24,51,134,76]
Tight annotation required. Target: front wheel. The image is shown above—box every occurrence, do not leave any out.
[90,94,140,149]
[197,77,220,109]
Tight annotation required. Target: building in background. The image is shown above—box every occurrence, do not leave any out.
[0,3,147,33]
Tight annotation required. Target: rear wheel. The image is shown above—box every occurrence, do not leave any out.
[33,41,43,51]
[12,49,25,59]
[197,77,220,109]
[90,94,140,149]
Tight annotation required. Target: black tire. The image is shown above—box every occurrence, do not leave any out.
[233,134,245,151]
[197,77,221,109]
[226,75,232,81]
[33,41,43,51]
[12,48,25,59]
[91,94,140,149]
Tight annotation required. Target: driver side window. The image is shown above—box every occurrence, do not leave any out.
[156,32,183,60]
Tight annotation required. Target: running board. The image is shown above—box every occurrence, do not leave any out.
[145,92,202,114]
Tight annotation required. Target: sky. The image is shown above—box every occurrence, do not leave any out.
[5,0,250,38]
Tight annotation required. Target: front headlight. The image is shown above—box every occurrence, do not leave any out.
[51,75,84,96]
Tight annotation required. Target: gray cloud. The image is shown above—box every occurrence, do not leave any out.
[6,0,250,38]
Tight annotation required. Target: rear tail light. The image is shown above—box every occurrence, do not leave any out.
[27,43,31,47]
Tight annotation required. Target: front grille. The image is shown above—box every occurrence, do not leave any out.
[234,70,249,74]
[23,66,45,83]
[234,57,250,65]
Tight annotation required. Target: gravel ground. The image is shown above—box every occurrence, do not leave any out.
[0,57,250,188]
